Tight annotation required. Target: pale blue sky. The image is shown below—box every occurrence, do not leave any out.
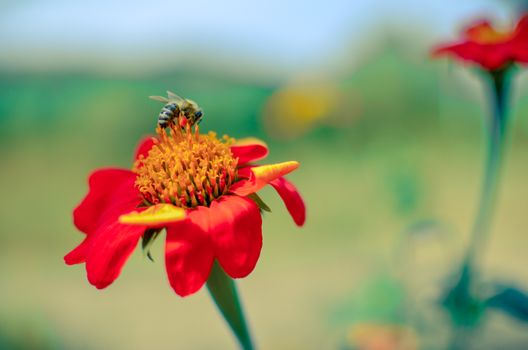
[0,0,511,75]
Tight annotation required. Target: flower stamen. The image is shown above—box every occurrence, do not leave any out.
[134,124,237,208]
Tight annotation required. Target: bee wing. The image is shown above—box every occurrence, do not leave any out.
[149,95,169,103]
[186,99,199,107]
[167,91,184,102]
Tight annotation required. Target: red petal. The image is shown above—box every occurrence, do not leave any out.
[73,168,140,235]
[64,236,91,265]
[230,138,269,166]
[432,42,510,70]
[432,42,477,61]
[207,196,262,278]
[85,220,147,289]
[514,14,528,41]
[269,177,306,227]
[512,15,528,63]
[513,45,528,64]
[134,136,155,160]
[68,168,145,288]
[165,219,215,297]
[480,44,512,70]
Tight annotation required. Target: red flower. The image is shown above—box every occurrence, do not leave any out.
[65,122,305,297]
[433,15,528,70]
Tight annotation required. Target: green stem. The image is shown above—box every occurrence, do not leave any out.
[206,261,254,350]
[446,67,515,349]
[465,67,513,272]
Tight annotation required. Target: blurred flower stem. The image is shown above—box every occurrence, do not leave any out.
[466,67,513,270]
[207,261,254,350]
[446,66,515,348]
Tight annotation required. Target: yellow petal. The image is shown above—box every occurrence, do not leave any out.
[252,161,299,183]
[119,204,186,226]
[232,161,300,196]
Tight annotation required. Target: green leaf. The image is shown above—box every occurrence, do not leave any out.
[442,264,484,327]
[142,229,161,262]
[247,193,271,213]
[486,286,528,322]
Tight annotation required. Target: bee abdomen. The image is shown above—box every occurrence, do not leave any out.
[159,111,173,120]
[157,103,178,128]
[165,103,178,111]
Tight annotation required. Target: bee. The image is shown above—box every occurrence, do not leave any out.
[149,91,203,129]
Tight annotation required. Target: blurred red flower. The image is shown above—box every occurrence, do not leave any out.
[65,124,305,296]
[433,15,528,70]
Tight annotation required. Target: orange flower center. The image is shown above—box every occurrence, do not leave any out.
[134,125,237,208]
[468,24,513,45]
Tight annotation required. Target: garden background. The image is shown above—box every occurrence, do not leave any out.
[1,0,527,348]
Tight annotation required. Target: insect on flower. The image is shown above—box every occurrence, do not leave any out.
[151,91,203,129]
[65,92,306,296]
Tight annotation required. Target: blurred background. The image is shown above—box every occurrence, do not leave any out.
[1,0,528,349]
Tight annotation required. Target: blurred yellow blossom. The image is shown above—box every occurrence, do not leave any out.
[262,81,361,139]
